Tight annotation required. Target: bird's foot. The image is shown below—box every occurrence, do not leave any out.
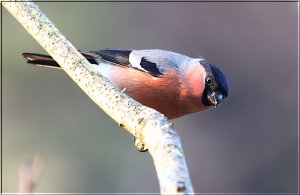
[133,136,148,152]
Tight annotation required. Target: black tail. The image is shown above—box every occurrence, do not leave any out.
[22,52,100,69]
[22,53,61,69]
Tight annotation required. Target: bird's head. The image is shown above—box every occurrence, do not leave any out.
[200,60,229,108]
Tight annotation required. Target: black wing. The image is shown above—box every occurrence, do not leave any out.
[85,49,132,67]
[85,49,164,77]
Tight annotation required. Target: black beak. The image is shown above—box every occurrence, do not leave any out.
[208,91,224,108]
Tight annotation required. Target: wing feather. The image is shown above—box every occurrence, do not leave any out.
[85,49,187,77]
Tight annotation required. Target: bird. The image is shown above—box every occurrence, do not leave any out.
[22,49,229,119]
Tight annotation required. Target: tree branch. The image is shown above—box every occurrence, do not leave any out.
[2,1,194,194]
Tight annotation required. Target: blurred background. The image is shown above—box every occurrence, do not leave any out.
[2,1,298,194]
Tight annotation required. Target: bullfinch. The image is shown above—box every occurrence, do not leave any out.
[22,49,229,119]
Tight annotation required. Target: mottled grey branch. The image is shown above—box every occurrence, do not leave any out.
[2,1,194,194]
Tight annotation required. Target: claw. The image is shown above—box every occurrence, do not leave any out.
[133,136,148,152]
[120,88,127,93]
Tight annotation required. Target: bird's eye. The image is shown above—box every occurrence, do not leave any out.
[206,76,213,85]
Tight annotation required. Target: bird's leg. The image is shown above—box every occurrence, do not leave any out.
[120,88,127,94]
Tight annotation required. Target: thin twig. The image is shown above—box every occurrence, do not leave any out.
[18,154,46,194]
